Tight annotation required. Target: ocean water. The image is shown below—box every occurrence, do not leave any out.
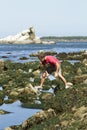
[0,42,87,63]
[0,42,87,130]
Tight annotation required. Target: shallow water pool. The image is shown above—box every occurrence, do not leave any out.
[0,100,40,130]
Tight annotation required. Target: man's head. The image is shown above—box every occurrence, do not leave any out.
[38,53,45,61]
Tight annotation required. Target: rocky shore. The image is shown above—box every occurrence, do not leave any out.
[0,50,87,130]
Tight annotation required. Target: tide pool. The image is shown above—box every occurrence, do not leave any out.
[0,101,40,130]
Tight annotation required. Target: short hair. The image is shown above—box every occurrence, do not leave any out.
[38,53,45,59]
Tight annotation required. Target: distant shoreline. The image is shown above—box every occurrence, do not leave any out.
[41,36,87,43]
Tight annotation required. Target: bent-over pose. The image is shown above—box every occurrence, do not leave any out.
[35,54,71,90]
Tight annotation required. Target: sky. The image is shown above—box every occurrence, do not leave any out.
[0,0,87,37]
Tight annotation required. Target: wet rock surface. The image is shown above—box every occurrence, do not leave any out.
[0,50,87,130]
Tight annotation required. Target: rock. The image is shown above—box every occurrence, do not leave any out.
[22,108,56,129]
[0,59,4,72]
[28,27,35,40]
[33,36,41,43]
[5,127,13,130]
[24,87,32,94]
[29,77,34,82]
[0,110,10,114]
[9,91,19,97]
[73,74,87,84]
[18,84,38,95]
[28,69,33,73]
[83,79,87,84]
[25,83,38,94]
[0,27,56,44]
[76,68,82,75]
[61,120,69,127]
[0,27,41,44]
[40,93,53,101]
[0,91,4,105]
[82,58,87,66]
[41,40,55,44]
[74,106,87,119]
[17,69,24,73]
[32,69,40,76]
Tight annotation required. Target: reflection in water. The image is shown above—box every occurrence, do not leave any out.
[0,86,3,90]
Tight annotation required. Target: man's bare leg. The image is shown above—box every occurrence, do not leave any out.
[58,73,67,87]
[40,71,49,88]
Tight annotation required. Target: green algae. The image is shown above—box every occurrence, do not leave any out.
[0,51,87,130]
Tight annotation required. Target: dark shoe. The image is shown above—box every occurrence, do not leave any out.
[54,84,60,94]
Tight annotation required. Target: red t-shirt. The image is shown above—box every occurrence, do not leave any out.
[42,56,60,66]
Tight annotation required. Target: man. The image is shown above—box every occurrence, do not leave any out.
[35,54,72,90]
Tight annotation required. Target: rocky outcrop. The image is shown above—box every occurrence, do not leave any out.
[73,74,87,84]
[0,27,56,44]
[21,109,56,129]
[0,27,41,44]
[0,59,5,72]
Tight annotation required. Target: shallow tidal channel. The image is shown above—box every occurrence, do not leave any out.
[0,100,40,130]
